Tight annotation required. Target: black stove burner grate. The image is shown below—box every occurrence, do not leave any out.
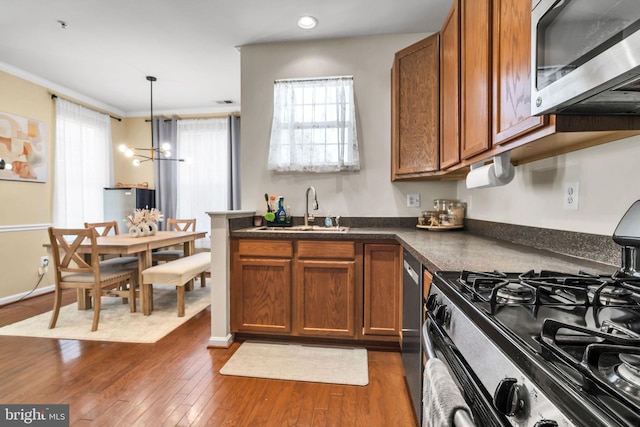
[457,270,640,314]
[540,319,640,417]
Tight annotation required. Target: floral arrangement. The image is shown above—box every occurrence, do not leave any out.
[126,207,164,227]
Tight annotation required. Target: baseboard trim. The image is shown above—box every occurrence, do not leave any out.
[207,333,234,348]
[0,284,54,306]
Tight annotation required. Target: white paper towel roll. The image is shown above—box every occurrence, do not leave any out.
[465,156,515,189]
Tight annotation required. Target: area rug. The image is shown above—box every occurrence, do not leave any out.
[219,341,369,386]
[0,283,210,343]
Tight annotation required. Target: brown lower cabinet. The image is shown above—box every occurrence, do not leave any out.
[363,243,402,338]
[230,239,293,333]
[231,238,401,344]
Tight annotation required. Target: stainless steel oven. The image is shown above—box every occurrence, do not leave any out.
[531,0,640,115]
[425,268,640,427]
[420,202,640,426]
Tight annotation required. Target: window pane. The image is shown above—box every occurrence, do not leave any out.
[268,76,360,172]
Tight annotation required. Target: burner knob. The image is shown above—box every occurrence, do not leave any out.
[434,304,450,325]
[493,377,529,419]
[425,294,438,311]
[534,421,558,427]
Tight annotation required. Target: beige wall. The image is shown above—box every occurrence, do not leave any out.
[0,70,154,299]
[0,71,56,298]
[240,34,458,218]
[0,69,230,299]
[114,117,155,188]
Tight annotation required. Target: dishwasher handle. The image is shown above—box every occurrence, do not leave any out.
[403,259,419,284]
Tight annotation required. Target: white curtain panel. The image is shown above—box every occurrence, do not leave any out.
[53,98,113,228]
[176,118,229,249]
[268,76,360,173]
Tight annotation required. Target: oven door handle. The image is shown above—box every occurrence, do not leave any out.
[422,317,478,427]
[423,317,438,360]
[423,314,510,427]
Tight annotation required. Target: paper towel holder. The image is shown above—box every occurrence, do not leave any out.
[465,152,515,189]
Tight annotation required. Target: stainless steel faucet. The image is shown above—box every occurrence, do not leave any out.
[305,186,319,226]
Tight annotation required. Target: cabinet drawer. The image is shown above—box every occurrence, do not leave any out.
[238,240,293,257]
[297,241,355,259]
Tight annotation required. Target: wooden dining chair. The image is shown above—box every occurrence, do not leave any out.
[84,220,138,268]
[48,227,138,331]
[152,218,196,263]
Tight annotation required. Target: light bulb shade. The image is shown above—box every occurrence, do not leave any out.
[118,144,127,153]
[124,148,134,158]
[298,16,318,29]
[161,142,171,151]
[132,159,141,166]
[163,150,171,157]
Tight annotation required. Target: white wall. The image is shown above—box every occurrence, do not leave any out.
[240,33,637,235]
[457,134,640,236]
[240,34,457,219]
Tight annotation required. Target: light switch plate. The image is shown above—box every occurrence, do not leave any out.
[407,194,420,208]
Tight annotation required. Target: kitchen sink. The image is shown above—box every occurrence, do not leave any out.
[252,225,350,233]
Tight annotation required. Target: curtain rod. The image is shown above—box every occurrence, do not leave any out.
[145,118,178,123]
[144,113,239,123]
[50,94,122,121]
[275,75,353,83]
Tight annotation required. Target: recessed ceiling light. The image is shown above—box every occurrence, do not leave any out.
[297,16,318,30]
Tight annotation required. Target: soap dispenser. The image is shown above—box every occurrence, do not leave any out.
[275,196,287,223]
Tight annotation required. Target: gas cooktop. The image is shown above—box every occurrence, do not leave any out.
[434,269,640,426]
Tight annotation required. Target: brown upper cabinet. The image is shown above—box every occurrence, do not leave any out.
[391,33,440,180]
[439,0,460,170]
[491,0,547,146]
[460,0,492,160]
[488,0,640,165]
[392,0,640,181]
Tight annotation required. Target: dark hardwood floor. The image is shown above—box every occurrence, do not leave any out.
[0,290,417,426]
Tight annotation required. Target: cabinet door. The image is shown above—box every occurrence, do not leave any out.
[440,0,461,170]
[492,0,546,145]
[391,33,440,179]
[363,244,401,337]
[460,0,492,160]
[232,258,292,333]
[296,259,356,337]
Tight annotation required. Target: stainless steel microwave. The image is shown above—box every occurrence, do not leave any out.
[531,0,640,116]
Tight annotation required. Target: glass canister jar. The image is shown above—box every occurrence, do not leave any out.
[447,201,465,226]
[433,199,450,214]
[439,213,456,226]
[421,211,440,226]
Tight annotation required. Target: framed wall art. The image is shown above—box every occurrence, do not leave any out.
[0,112,47,183]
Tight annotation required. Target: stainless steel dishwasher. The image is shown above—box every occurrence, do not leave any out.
[402,249,422,425]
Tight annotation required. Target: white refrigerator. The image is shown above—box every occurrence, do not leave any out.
[103,187,156,231]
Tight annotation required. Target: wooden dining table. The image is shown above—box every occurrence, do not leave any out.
[45,230,207,314]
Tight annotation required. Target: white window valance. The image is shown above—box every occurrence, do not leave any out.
[267,76,360,173]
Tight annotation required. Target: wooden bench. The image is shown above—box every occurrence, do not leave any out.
[141,252,210,316]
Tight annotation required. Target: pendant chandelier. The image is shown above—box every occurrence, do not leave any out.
[118,76,184,166]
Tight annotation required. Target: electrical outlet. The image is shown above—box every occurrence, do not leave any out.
[564,182,579,210]
[39,256,49,275]
[407,194,421,208]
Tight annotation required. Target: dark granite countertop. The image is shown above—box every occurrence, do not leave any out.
[230,226,618,276]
